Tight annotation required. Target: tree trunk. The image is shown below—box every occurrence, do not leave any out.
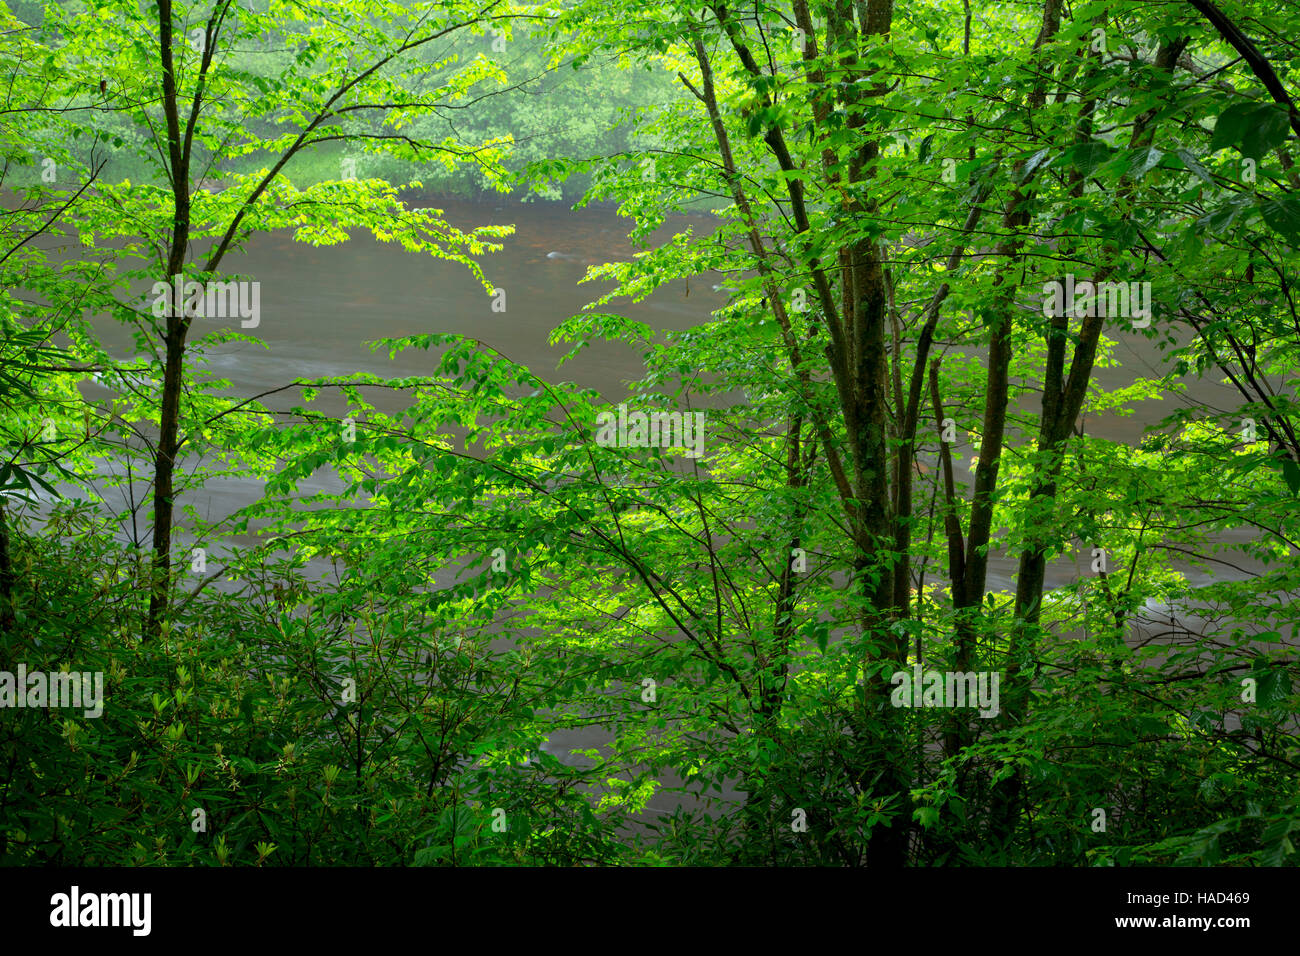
[146,0,193,637]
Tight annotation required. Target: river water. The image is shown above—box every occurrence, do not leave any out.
[83,194,1247,589]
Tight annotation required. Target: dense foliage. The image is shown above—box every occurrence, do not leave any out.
[1,0,1297,866]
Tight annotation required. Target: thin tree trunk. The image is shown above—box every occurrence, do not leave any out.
[0,500,15,631]
[991,35,1189,843]
[146,0,194,636]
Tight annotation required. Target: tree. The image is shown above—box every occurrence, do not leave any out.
[29,0,533,635]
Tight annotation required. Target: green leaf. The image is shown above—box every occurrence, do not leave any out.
[1256,666,1293,706]
[1209,103,1256,153]
[1064,140,1113,176]
[1017,147,1052,184]
[1241,106,1291,161]
[914,806,940,829]
[1126,146,1163,178]
[1211,102,1291,160]
[1281,458,1300,496]
[1175,148,1214,184]
[1197,194,1253,234]
[917,133,934,164]
[1258,196,1300,242]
